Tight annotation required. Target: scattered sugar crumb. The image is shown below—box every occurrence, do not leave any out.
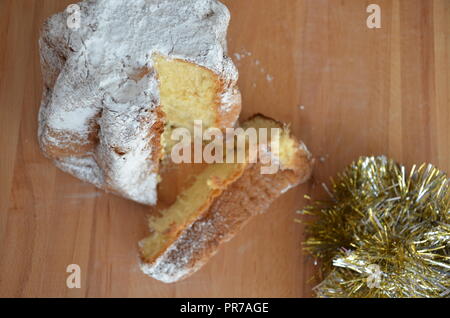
[298,105,305,111]
[232,49,253,62]
[242,49,252,57]
[232,52,273,84]
[319,154,330,163]
[65,192,103,199]
[238,241,255,255]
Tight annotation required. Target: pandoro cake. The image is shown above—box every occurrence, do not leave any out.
[38,0,241,205]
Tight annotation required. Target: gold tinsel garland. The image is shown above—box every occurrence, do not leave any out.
[298,156,450,298]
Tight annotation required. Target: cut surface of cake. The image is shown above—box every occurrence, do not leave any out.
[141,162,247,263]
[140,115,314,283]
[38,0,241,205]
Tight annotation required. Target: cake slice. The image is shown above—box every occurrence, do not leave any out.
[139,115,313,283]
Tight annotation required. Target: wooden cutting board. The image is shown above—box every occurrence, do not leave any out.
[0,0,448,298]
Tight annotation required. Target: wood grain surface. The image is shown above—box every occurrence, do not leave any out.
[0,0,448,298]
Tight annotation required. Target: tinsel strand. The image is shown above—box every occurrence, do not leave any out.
[298,156,449,298]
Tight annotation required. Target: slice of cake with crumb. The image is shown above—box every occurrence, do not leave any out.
[140,115,314,283]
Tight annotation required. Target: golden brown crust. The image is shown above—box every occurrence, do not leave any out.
[149,108,166,166]
[40,116,101,160]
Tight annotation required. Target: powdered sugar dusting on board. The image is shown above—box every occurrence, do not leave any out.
[231,50,275,86]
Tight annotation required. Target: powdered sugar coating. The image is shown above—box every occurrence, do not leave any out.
[38,0,239,205]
